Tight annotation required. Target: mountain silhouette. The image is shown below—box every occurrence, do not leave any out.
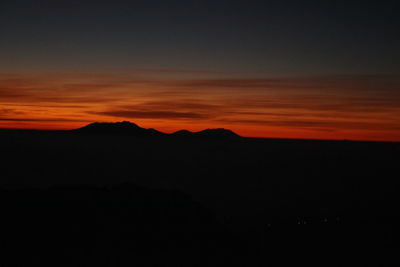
[195,128,241,139]
[171,129,194,137]
[172,129,193,134]
[74,121,241,139]
[74,121,165,136]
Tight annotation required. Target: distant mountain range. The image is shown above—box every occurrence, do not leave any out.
[74,121,241,139]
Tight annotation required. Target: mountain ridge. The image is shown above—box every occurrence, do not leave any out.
[74,121,241,139]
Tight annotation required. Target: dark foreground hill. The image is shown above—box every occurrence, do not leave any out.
[1,127,399,265]
[0,184,239,266]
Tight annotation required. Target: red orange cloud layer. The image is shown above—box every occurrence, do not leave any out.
[0,73,399,141]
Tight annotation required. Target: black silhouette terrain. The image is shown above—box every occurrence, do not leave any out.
[75,121,241,139]
[74,121,166,136]
[1,122,399,265]
[0,184,238,266]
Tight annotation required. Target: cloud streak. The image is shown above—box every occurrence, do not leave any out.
[95,110,209,119]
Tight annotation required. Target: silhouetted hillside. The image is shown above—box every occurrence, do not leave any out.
[0,184,240,266]
[1,128,399,265]
[195,128,241,139]
[74,121,166,136]
[74,121,241,139]
[171,128,241,139]
[171,129,194,137]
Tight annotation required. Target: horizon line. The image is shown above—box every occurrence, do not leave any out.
[0,123,398,144]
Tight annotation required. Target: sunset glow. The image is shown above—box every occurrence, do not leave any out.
[1,2,399,141]
[1,72,399,141]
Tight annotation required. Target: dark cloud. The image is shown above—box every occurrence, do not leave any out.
[5,104,90,109]
[1,73,399,100]
[179,75,400,95]
[129,68,230,75]
[0,117,87,122]
[181,78,284,89]
[0,108,24,115]
[33,96,119,104]
[62,83,125,91]
[226,95,400,114]
[0,88,31,98]
[93,99,222,120]
[120,100,222,111]
[94,110,209,119]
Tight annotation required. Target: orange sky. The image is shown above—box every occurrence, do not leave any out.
[1,72,399,141]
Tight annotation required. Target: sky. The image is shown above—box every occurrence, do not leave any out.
[0,0,399,141]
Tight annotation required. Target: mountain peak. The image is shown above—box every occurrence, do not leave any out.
[86,121,140,129]
[74,122,240,139]
[75,121,162,136]
[196,128,241,138]
[172,129,194,136]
